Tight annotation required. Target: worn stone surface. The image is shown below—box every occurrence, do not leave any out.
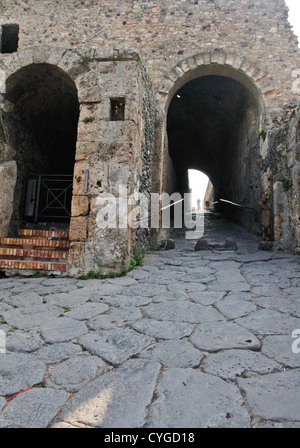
[36,343,83,366]
[238,369,300,421]
[262,335,300,368]
[40,317,88,344]
[202,349,282,381]
[140,340,204,368]
[52,359,161,428]
[78,329,155,365]
[131,318,195,340]
[190,320,261,352]
[146,368,251,428]
[215,295,257,320]
[142,301,223,324]
[48,355,106,393]
[0,388,69,428]
[235,309,300,335]
[2,305,63,330]
[64,302,109,321]
[0,218,299,427]
[87,307,142,331]
[0,353,46,396]
[6,332,42,354]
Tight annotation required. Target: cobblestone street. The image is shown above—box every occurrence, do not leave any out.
[0,214,300,428]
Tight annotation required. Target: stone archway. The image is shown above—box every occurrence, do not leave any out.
[153,50,270,239]
[0,47,100,239]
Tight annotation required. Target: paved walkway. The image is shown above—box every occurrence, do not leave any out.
[0,214,300,428]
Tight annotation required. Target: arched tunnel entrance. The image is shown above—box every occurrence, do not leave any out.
[165,71,264,236]
[3,63,79,233]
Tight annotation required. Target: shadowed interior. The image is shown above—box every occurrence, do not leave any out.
[166,75,263,235]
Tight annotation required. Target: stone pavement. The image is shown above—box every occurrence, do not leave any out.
[0,214,300,428]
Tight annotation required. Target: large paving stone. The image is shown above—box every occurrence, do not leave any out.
[262,335,300,368]
[0,388,68,428]
[142,301,224,324]
[140,340,203,368]
[238,369,300,421]
[106,277,137,286]
[168,282,206,294]
[189,291,225,306]
[202,349,282,380]
[146,368,251,428]
[0,353,46,396]
[131,318,195,340]
[121,283,167,297]
[215,295,257,319]
[189,320,260,352]
[64,302,109,321]
[87,307,142,331]
[2,305,62,330]
[208,281,251,293]
[2,292,44,308]
[48,355,106,393]
[235,309,300,335]
[101,295,153,307]
[84,281,123,298]
[152,291,190,302]
[36,342,83,365]
[78,329,155,365]
[40,317,88,343]
[253,295,300,318]
[52,359,161,428]
[6,332,42,353]
[43,292,89,308]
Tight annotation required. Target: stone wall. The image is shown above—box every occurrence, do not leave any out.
[0,0,299,107]
[266,102,300,251]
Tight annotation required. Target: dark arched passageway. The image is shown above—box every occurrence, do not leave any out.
[167,75,263,235]
[4,63,79,229]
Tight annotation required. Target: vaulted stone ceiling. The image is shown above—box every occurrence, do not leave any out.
[167,75,253,193]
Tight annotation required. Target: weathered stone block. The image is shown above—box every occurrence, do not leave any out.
[71,195,89,217]
[73,161,89,195]
[159,239,175,250]
[69,217,88,241]
[68,242,86,268]
[76,71,101,103]
[75,141,97,161]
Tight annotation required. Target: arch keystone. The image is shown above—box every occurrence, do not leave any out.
[210,49,227,64]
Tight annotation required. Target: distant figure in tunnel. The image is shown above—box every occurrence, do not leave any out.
[197,198,201,211]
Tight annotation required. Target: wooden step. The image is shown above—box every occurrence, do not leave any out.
[0,247,68,260]
[0,259,67,272]
[0,238,70,249]
[18,229,69,239]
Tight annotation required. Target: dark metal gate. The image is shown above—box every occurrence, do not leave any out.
[23,175,73,222]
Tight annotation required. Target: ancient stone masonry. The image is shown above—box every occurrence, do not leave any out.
[0,0,299,275]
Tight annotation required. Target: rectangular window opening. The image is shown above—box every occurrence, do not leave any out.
[110,98,125,121]
[1,24,19,54]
